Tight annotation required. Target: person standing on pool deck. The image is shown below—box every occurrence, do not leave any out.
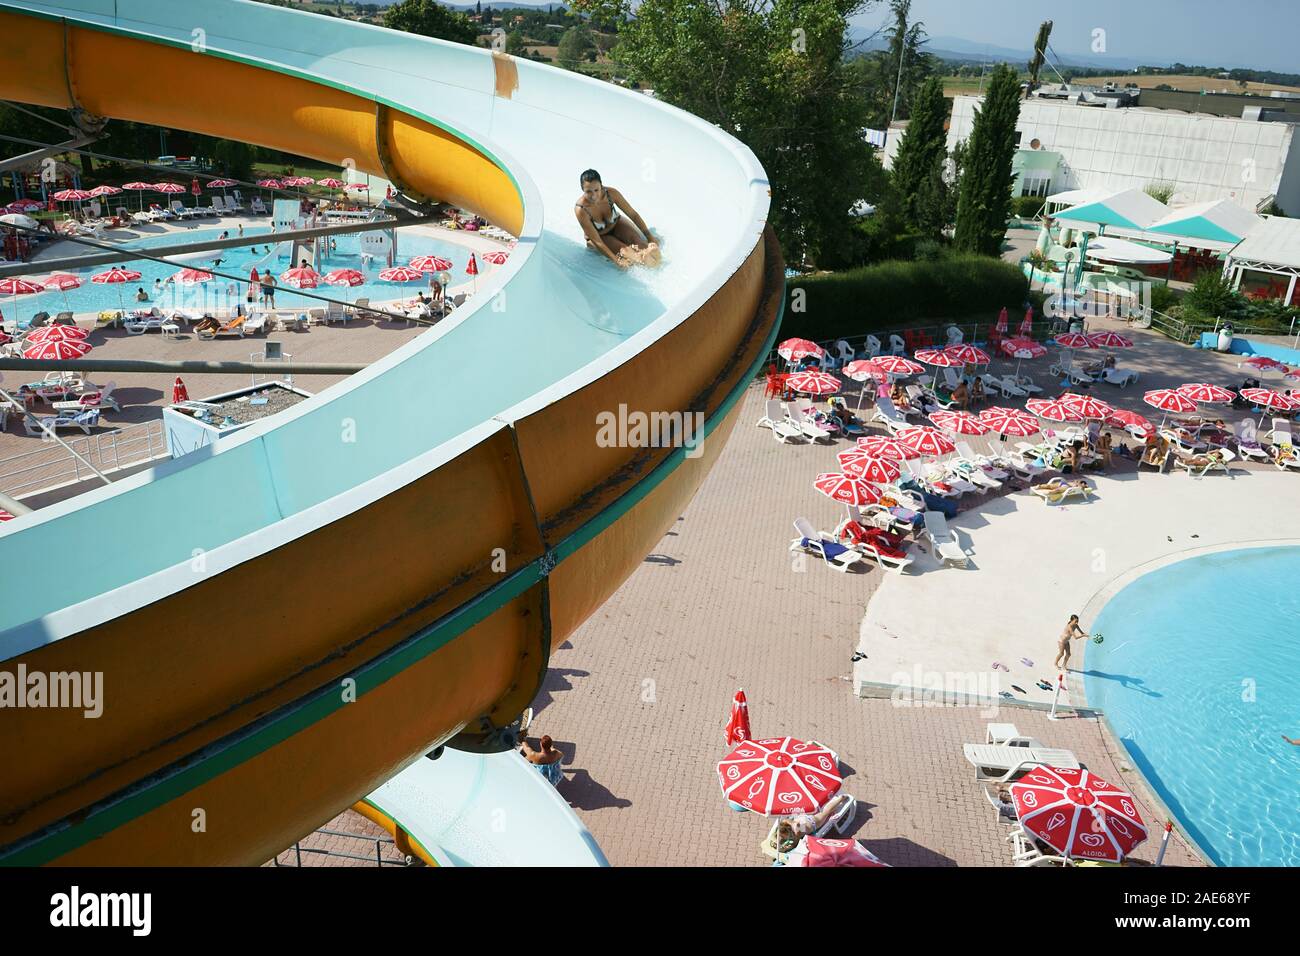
[261,270,276,307]
[1054,614,1090,670]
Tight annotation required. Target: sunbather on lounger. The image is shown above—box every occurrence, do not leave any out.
[773,792,855,852]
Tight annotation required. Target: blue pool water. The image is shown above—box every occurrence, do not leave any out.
[1086,547,1300,866]
[17,224,482,319]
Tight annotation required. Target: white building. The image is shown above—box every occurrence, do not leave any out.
[943,95,1300,214]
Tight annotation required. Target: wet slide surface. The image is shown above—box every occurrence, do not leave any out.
[0,0,778,864]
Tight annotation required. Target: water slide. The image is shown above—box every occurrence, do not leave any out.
[357,748,609,867]
[0,0,781,864]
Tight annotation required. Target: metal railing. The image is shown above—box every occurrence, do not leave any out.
[0,418,167,500]
[272,827,413,867]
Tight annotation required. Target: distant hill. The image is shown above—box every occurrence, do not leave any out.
[847,27,1165,71]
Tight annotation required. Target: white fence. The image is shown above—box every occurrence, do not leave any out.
[0,418,168,502]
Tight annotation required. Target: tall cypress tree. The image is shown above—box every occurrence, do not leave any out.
[953,64,1021,255]
[890,75,948,236]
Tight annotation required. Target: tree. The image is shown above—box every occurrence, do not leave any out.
[573,0,875,266]
[383,0,479,45]
[556,25,595,69]
[505,28,526,55]
[855,0,934,128]
[953,64,1020,256]
[889,75,948,235]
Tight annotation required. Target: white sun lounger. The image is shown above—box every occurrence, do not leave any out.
[921,511,968,567]
[757,399,805,443]
[962,743,1079,782]
[789,518,863,572]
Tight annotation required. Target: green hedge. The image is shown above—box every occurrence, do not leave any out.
[781,254,1030,341]
[1009,195,1044,219]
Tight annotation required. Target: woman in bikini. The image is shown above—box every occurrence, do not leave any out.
[574,168,660,268]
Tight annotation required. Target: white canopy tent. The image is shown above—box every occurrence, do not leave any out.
[1085,236,1174,265]
[1223,215,1300,305]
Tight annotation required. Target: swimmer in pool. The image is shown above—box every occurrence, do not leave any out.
[574,168,660,269]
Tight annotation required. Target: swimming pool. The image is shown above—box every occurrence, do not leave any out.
[16,224,488,319]
[1086,546,1300,866]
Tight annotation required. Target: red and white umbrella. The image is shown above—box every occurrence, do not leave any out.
[323,268,365,287]
[1058,392,1115,420]
[465,253,479,292]
[1087,330,1133,349]
[172,377,189,404]
[929,409,992,436]
[347,183,371,191]
[0,276,45,328]
[1017,307,1034,338]
[1240,387,1299,414]
[1143,388,1197,415]
[378,266,425,283]
[777,337,826,363]
[1026,397,1085,422]
[836,449,902,483]
[994,307,1009,337]
[206,179,237,189]
[153,182,185,194]
[24,324,88,343]
[813,472,883,506]
[24,338,92,361]
[121,182,153,211]
[1240,356,1289,374]
[7,198,42,211]
[316,178,346,189]
[789,837,890,868]
[1176,383,1236,405]
[323,267,365,306]
[51,188,93,202]
[716,736,842,816]
[279,266,320,289]
[840,359,878,382]
[1009,765,1147,863]
[88,185,122,198]
[867,355,925,377]
[979,406,1040,438]
[41,273,82,292]
[786,370,841,396]
[723,689,751,746]
[172,267,214,286]
[914,347,961,368]
[91,266,142,312]
[894,425,956,456]
[281,176,316,187]
[1054,332,1094,350]
[257,178,283,189]
[1105,408,1154,439]
[1001,337,1047,359]
[0,277,43,295]
[481,250,509,266]
[856,435,918,460]
[944,344,991,366]
[410,255,454,273]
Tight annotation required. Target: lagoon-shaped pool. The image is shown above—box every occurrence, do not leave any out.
[1086,546,1300,866]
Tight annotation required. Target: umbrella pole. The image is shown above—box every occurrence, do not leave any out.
[1155,821,1173,866]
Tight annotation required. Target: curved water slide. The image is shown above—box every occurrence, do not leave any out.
[0,0,781,865]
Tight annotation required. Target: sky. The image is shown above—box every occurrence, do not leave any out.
[850,0,1300,73]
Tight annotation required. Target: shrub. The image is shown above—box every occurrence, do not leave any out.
[1182,269,1241,319]
[1148,282,1178,315]
[912,238,944,261]
[1144,181,1176,204]
[1009,195,1044,219]
[781,254,1030,340]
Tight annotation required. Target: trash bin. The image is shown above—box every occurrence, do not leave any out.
[1218,323,1234,352]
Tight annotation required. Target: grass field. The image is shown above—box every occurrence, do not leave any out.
[1078,74,1300,95]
